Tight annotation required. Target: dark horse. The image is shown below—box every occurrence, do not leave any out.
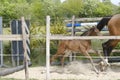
[96,14,120,69]
[50,27,103,73]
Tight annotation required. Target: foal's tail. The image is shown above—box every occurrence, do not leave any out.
[97,17,111,31]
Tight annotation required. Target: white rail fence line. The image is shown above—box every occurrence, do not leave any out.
[46,16,120,80]
[0,35,29,41]
[64,17,102,22]
[50,35,120,40]
[66,16,100,35]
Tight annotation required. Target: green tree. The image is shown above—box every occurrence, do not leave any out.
[30,1,44,25]
[0,0,31,27]
[94,2,113,17]
[61,0,84,18]
[81,0,100,17]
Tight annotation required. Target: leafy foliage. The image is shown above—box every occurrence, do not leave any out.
[81,0,100,17]
[51,17,67,34]
[94,2,113,17]
[61,0,84,17]
[0,0,118,26]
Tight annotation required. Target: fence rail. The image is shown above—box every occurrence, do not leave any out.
[50,35,120,40]
[64,17,102,22]
[0,35,29,41]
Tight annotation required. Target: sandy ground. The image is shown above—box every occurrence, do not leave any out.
[2,61,120,80]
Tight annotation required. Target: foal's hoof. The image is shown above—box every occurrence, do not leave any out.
[107,63,110,66]
[95,70,99,74]
[94,69,99,74]
[99,61,110,71]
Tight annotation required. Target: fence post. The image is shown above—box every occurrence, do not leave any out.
[21,17,29,80]
[0,17,3,67]
[70,15,76,62]
[46,16,50,80]
[71,15,75,36]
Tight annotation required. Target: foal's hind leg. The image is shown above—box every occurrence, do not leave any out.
[83,51,99,74]
[50,50,65,65]
[61,50,72,66]
[61,56,66,67]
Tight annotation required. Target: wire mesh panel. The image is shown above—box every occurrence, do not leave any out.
[11,20,30,66]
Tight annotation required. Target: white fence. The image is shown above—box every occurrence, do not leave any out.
[46,16,120,80]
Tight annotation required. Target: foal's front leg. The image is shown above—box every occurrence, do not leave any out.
[84,51,99,74]
[97,50,110,71]
[97,50,108,64]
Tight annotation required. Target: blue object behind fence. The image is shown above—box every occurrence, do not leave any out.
[66,23,81,27]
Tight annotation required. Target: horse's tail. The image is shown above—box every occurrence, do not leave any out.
[97,17,111,31]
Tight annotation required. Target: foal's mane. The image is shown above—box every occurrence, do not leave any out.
[80,27,95,36]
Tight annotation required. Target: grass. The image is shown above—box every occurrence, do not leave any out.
[3,28,11,34]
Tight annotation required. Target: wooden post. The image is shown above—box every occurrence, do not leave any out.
[21,17,29,80]
[0,17,3,67]
[46,16,50,80]
[71,15,75,36]
[70,15,76,62]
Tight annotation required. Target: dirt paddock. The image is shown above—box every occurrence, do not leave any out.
[2,61,120,80]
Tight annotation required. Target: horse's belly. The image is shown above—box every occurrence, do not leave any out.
[108,15,120,35]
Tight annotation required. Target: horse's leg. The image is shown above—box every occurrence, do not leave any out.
[102,40,118,64]
[103,40,113,59]
[83,51,99,74]
[100,40,119,71]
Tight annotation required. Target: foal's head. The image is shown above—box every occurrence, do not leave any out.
[81,27,101,36]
